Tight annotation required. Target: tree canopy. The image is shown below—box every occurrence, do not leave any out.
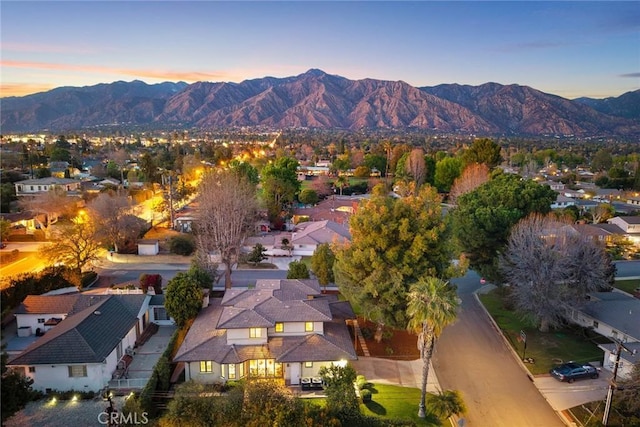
[462,138,502,168]
[500,213,615,331]
[164,273,203,327]
[311,243,335,287]
[449,172,556,282]
[260,157,301,224]
[334,184,454,329]
[286,260,310,279]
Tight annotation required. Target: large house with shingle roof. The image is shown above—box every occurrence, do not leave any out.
[8,294,152,392]
[173,279,357,385]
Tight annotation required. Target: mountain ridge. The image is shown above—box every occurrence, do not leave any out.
[1,69,638,137]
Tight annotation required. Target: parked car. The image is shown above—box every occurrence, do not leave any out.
[550,362,599,383]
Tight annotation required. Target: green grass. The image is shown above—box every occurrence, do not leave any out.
[360,383,446,426]
[479,289,607,375]
[614,279,640,295]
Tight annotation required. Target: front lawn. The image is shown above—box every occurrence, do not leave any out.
[479,289,607,375]
[614,279,640,295]
[360,383,446,425]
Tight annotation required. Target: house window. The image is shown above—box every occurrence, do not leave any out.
[28,366,36,373]
[30,186,34,191]
[200,361,213,373]
[305,361,313,368]
[275,322,284,333]
[305,322,314,332]
[228,364,236,379]
[154,307,168,321]
[250,328,262,338]
[37,318,45,323]
[593,321,599,329]
[68,365,87,377]
[248,359,282,378]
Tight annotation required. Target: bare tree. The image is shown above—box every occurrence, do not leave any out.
[18,189,78,238]
[500,213,615,332]
[405,148,426,187]
[590,203,615,224]
[40,216,101,288]
[194,170,258,288]
[309,175,333,198]
[449,163,490,204]
[86,191,146,252]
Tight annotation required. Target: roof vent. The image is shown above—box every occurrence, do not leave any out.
[94,311,101,315]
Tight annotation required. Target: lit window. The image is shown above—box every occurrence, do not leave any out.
[305,322,314,332]
[275,322,284,333]
[305,361,313,368]
[250,328,262,338]
[68,365,87,377]
[200,361,213,373]
[228,364,236,379]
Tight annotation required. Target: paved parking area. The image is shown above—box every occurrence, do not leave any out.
[534,374,609,411]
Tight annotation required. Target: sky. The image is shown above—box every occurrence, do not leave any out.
[1,1,638,100]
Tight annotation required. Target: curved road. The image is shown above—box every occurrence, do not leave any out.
[433,271,564,427]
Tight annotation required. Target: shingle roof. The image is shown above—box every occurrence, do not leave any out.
[292,220,351,245]
[582,292,640,341]
[16,294,81,315]
[8,295,146,366]
[173,280,357,365]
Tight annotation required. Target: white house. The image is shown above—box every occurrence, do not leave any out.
[8,294,152,392]
[568,291,640,379]
[550,194,576,210]
[607,216,640,246]
[14,177,81,197]
[173,279,357,386]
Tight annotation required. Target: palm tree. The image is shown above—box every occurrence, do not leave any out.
[335,176,349,196]
[407,277,460,418]
[427,389,466,420]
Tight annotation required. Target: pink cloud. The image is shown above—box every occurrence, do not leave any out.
[1,83,55,97]
[1,60,233,82]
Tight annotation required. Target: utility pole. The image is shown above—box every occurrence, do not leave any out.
[603,339,637,426]
[168,173,174,230]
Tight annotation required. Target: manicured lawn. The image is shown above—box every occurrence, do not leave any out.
[614,279,640,295]
[479,289,607,375]
[361,383,446,426]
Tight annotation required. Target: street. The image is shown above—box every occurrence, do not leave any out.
[433,271,565,427]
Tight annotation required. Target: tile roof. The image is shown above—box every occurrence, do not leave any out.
[8,295,147,366]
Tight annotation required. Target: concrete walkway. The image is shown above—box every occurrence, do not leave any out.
[351,357,440,392]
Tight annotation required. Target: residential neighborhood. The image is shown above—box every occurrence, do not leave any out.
[1,132,639,427]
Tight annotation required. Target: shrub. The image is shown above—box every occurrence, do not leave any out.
[169,235,195,255]
[81,271,98,288]
[360,389,372,402]
[356,375,367,390]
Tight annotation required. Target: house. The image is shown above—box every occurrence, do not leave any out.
[550,195,575,210]
[148,295,174,326]
[568,291,640,379]
[173,279,357,386]
[626,198,640,208]
[290,220,351,256]
[540,180,565,191]
[571,223,625,245]
[7,294,152,392]
[607,216,640,246]
[14,177,81,197]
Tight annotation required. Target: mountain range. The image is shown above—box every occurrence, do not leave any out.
[1,69,638,138]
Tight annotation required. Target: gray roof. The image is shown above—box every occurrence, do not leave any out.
[218,279,331,329]
[15,177,77,186]
[174,281,357,364]
[292,220,351,245]
[598,342,640,365]
[8,295,147,366]
[582,292,640,341]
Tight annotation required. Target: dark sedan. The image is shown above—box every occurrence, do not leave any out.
[550,362,599,383]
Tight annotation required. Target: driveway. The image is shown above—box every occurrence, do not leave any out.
[351,357,440,392]
[534,374,609,411]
